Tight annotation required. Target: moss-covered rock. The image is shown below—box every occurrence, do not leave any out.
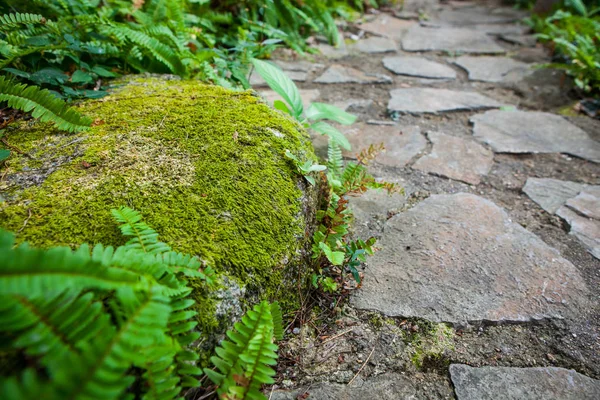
[0,76,319,350]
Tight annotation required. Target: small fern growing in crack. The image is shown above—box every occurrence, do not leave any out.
[204,301,283,400]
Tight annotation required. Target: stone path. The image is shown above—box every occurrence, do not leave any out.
[263,1,600,398]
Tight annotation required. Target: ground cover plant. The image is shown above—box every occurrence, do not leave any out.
[526,0,600,96]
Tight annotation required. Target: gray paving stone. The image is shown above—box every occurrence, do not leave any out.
[412,132,494,185]
[402,26,506,54]
[348,189,407,238]
[388,88,504,114]
[501,33,538,47]
[353,36,398,53]
[359,14,416,39]
[383,56,457,79]
[567,187,600,220]
[314,65,392,84]
[430,6,526,26]
[522,178,586,215]
[454,56,533,83]
[351,193,589,324]
[450,364,600,400]
[471,110,600,162]
[342,124,426,167]
[558,205,600,260]
[270,373,417,400]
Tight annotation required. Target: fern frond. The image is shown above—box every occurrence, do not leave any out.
[111,206,172,254]
[270,302,284,341]
[0,290,110,371]
[0,76,92,132]
[205,301,279,399]
[0,231,141,297]
[0,13,44,31]
[0,369,56,400]
[327,139,343,180]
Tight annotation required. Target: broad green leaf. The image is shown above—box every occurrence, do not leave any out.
[92,66,117,77]
[305,102,357,125]
[318,242,345,265]
[2,68,30,79]
[251,58,303,119]
[0,149,10,162]
[310,121,351,150]
[71,70,94,84]
[307,164,326,172]
[304,176,316,186]
[284,150,299,162]
[273,99,291,115]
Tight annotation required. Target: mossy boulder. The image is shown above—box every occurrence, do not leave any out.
[0,76,319,350]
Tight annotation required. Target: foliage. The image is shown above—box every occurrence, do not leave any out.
[204,301,283,400]
[251,59,402,292]
[528,0,600,94]
[0,207,216,400]
[251,58,357,150]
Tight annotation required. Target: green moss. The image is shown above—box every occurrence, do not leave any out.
[0,76,317,336]
[405,322,455,370]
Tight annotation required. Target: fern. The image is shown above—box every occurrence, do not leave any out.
[205,301,283,400]
[0,13,44,30]
[0,76,91,132]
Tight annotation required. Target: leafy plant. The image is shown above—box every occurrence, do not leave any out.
[204,301,283,400]
[0,207,216,400]
[284,149,326,185]
[251,58,357,150]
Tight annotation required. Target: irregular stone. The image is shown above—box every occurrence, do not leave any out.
[402,26,506,54]
[273,60,325,72]
[314,65,392,84]
[412,132,494,185]
[450,364,600,400]
[260,88,320,110]
[567,188,600,220]
[0,76,320,348]
[333,98,376,113]
[454,56,533,83]
[471,110,600,162]
[348,189,406,238]
[501,33,538,47]
[421,21,529,36]
[395,10,419,20]
[359,14,416,39]
[522,178,586,214]
[557,206,600,260]
[402,0,439,13]
[351,193,589,324]
[315,43,349,59]
[430,6,526,26]
[270,373,417,400]
[383,56,457,79]
[352,36,398,53]
[388,88,504,114]
[343,124,427,167]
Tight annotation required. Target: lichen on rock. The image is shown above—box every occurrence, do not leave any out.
[0,75,319,351]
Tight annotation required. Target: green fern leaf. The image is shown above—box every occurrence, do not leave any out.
[0,76,92,132]
[111,207,172,254]
[270,302,284,341]
[0,13,44,30]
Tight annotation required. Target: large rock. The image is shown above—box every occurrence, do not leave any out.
[351,193,589,324]
[270,373,417,400]
[428,6,527,26]
[522,178,588,214]
[0,76,319,335]
[388,88,504,114]
[450,364,600,399]
[383,56,457,79]
[412,132,494,185]
[359,14,416,39]
[353,36,398,53]
[471,110,600,162]
[402,26,506,54]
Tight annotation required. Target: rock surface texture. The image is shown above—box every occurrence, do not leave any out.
[450,364,600,399]
[402,26,506,53]
[350,193,589,324]
[388,88,504,114]
[383,56,457,79]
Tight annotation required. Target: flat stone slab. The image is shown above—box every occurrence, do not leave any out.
[333,124,426,168]
[567,187,600,220]
[471,110,600,162]
[388,88,504,114]
[450,364,600,399]
[383,56,457,79]
[359,14,416,39]
[349,189,407,238]
[353,36,397,53]
[412,132,494,185]
[314,65,392,84]
[402,26,506,54]
[430,6,527,26]
[260,89,320,110]
[501,33,538,47]
[523,178,587,214]
[558,205,600,260]
[271,373,416,400]
[454,56,533,82]
[351,193,589,324]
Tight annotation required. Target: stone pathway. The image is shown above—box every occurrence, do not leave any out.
[262,1,600,398]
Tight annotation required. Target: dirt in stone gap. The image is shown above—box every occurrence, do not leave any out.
[270,6,600,398]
